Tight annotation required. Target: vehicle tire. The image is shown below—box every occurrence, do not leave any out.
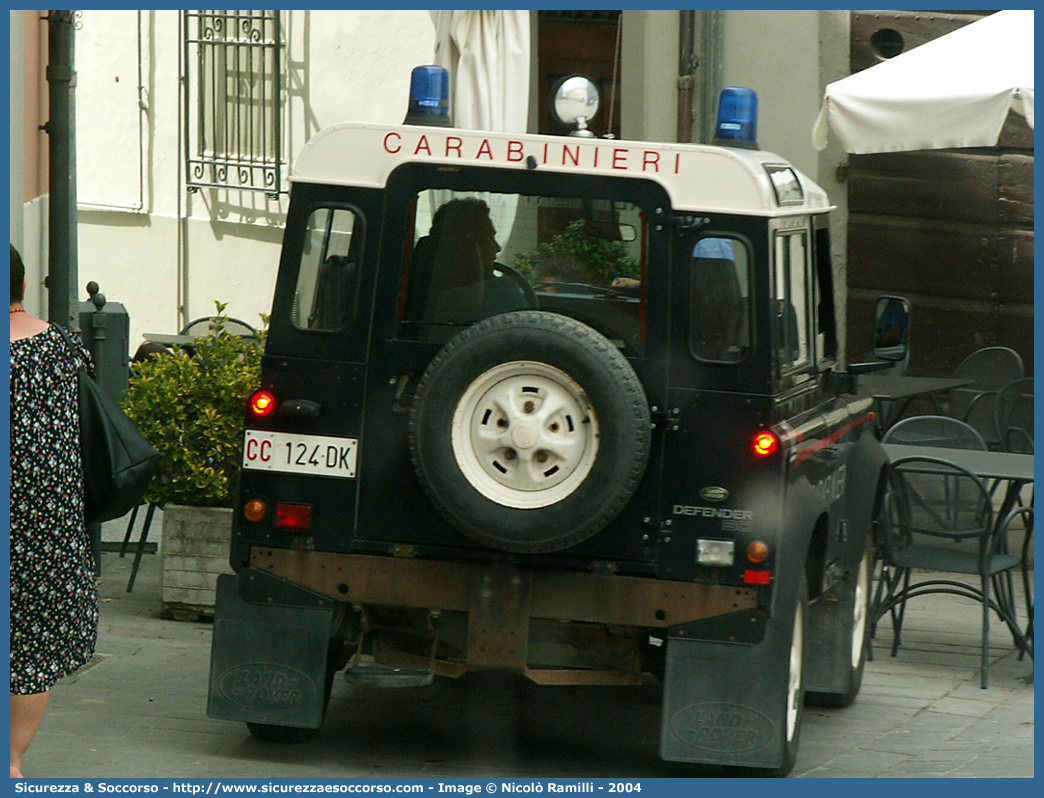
[806,539,873,708]
[409,310,651,553]
[774,573,808,777]
[246,722,317,744]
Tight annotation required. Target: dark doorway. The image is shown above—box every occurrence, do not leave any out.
[537,10,622,138]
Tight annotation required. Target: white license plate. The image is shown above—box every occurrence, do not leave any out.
[242,429,358,479]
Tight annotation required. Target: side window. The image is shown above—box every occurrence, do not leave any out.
[690,236,750,363]
[773,231,811,373]
[293,207,362,331]
[813,225,837,361]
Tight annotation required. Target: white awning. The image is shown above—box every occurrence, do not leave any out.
[813,10,1034,154]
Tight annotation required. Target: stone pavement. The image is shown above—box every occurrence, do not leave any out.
[23,522,1034,780]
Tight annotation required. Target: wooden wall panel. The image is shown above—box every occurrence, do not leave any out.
[849,11,980,72]
[998,110,1035,150]
[848,217,995,300]
[999,155,1035,225]
[995,313,1035,372]
[995,231,1034,303]
[845,11,1033,377]
[848,153,998,224]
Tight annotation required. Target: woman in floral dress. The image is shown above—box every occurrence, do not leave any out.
[9,245,99,778]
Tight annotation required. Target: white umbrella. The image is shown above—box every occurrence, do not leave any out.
[813,10,1034,154]
[427,11,530,248]
[430,10,530,134]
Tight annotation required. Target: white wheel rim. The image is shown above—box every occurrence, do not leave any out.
[851,548,871,670]
[786,600,804,742]
[451,360,599,509]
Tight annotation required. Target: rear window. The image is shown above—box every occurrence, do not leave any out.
[399,189,648,356]
[292,206,363,331]
[689,236,751,363]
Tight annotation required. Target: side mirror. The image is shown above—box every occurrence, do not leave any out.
[551,75,600,137]
[872,295,910,362]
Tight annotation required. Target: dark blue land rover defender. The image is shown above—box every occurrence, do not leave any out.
[207,78,907,776]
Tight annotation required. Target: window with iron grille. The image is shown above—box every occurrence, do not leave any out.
[183,10,284,196]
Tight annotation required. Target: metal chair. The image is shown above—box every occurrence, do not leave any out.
[119,503,158,592]
[1003,506,1035,651]
[881,414,1004,529]
[995,377,1033,454]
[872,418,987,650]
[949,347,1025,448]
[874,456,1032,688]
[179,316,257,338]
[882,415,987,450]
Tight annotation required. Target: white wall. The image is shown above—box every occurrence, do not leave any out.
[620,11,679,144]
[615,9,833,176]
[719,9,850,361]
[67,10,436,348]
[721,10,823,176]
[815,10,853,362]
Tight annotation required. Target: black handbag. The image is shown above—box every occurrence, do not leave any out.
[56,326,161,526]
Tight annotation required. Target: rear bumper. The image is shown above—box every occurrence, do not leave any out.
[249,546,758,630]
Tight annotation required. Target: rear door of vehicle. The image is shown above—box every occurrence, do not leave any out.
[657,217,775,582]
[237,183,382,557]
[354,163,674,566]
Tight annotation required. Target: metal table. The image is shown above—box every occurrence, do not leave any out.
[143,330,256,357]
[881,444,1034,484]
[861,374,974,431]
[143,333,196,348]
[881,443,1034,649]
[882,443,1033,536]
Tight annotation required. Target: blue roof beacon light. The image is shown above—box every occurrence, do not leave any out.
[403,64,452,127]
[714,87,758,149]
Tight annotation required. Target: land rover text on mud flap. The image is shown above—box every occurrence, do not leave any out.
[207,74,907,776]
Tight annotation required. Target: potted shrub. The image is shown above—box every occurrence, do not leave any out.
[122,303,266,618]
[511,218,641,284]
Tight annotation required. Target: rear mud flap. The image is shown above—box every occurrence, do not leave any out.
[207,572,333,729]
[660,615,791,770]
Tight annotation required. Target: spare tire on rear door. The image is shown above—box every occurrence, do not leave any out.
[409,310,651,553]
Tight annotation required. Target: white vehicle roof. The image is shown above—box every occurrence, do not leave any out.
[291,122,832,218]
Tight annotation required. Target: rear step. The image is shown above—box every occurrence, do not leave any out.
[343,661,434,688]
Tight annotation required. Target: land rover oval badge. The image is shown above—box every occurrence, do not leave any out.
[699,486,729,502]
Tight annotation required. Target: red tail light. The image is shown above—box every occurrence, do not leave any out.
[752,431,778,457]
[249,390,276,418]
[274,503,312,531]
[743,569,772,585]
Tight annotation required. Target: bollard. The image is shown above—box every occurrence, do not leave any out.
[78,282,132,574]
